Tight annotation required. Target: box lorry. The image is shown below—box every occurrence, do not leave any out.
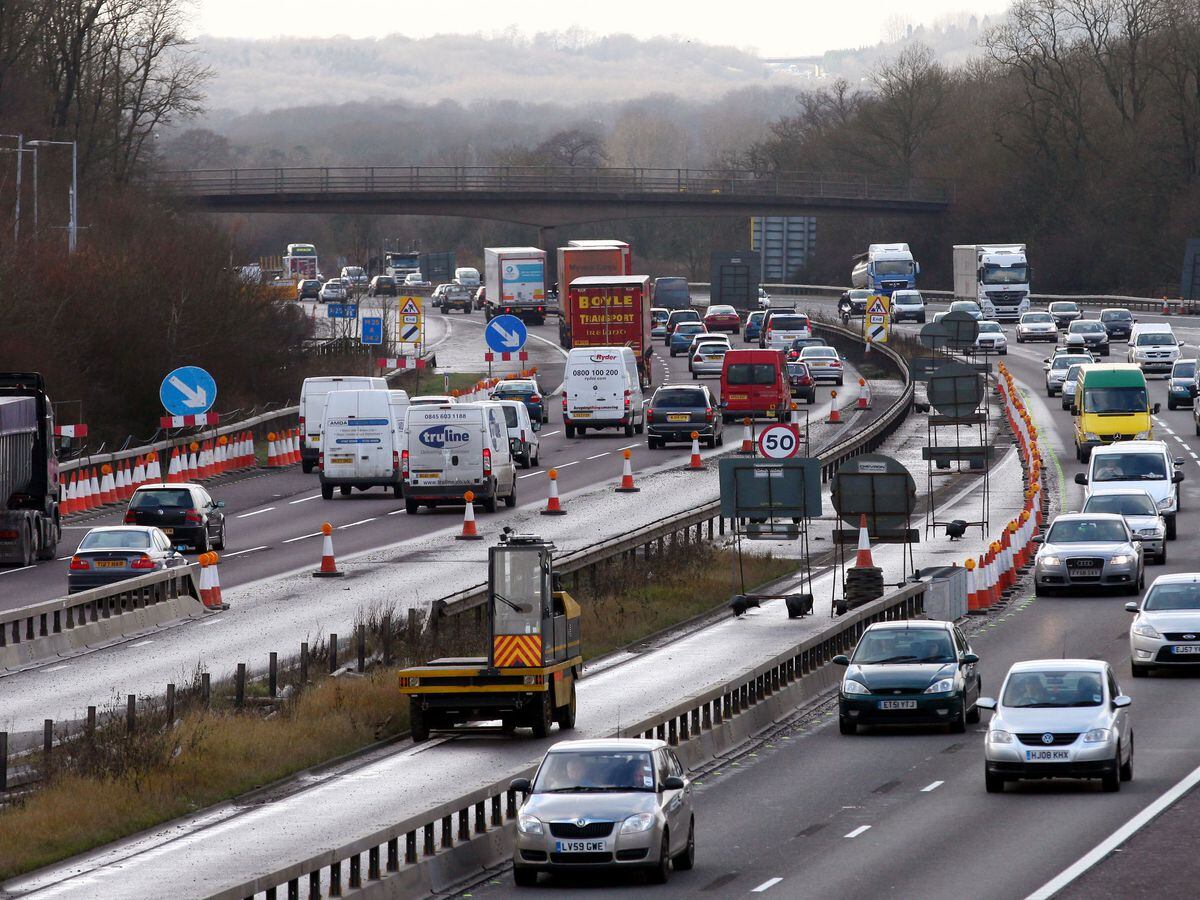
[419,252,456,286]
[556,243,632,346]
[953,244,1031,321]
[484,247,548,324]
[0,373,61,566]
[563,275,652,388]
[850,243,919,295]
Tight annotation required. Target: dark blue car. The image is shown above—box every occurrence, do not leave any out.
[490,378,549,423]
[744,311,766,345]
[670,323,707,357]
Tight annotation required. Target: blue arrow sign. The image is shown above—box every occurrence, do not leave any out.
[485,315,527,353]
[160,366,216,416]
[361,316,383,346]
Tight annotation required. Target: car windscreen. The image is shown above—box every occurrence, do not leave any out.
[707,306,735,315]
[802,348,837,359]
[653,389,706,408]
[893,292,922,304]
[1083,493,1156,516]
[669,311,700,323]
[494,383,535,396]
[1082,386,1147,414]
[979,323,1002,333]
[726,363,778,385]
[79,530,152,550]
[786,363,810,377]
[1135,332,1173,346]
[848,290,870,299]
[1051,356,1090,371]
[1143,583,1200,610]
[130,489,194,509]
[1072,322,1105,333]
[1050,303,1080,313]
[651,310,669,323]
[1174,362,1196,378]
[534,750,657,793]
[1092,452,1166,481]
[695,344,727,357]
[1023,313,1053,323]
[851,629,955,664]
[1101,310,1133,321]
[1065,366,1083,382]
[1046,519,1128,543]
[674,323,704,336]
[1002,670,1104,708]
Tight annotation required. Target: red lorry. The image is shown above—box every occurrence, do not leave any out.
[564,275,653,388]
[556,243,632,348]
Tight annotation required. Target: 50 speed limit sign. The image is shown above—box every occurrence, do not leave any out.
[758,423,801,459]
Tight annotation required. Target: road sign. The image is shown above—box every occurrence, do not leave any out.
[400,296,422,316]
[327,303,358,319]
[865,321,890,343]
[160,366,216,416]
[866,295,890,315]
[398,296,423,345]
[361,316,383,346]
[485,315,528,353]
[757,423,801,459]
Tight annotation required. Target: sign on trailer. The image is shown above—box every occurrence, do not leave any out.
[757,423,801,459]
[399,296,423,345]
[160,366,216,417]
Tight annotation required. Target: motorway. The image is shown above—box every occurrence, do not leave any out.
[455,299,1200,899]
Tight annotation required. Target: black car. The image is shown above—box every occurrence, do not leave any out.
[296,278,321,300]
[785,337,828,361]
[646,385,723,449]
[1100,307,1135,342]
[834,621,981,734]
[1066,320,1110,356]
[786,361,817,404]
[367,275,397,297]
[124,483,226,552]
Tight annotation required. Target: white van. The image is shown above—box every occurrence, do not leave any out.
[1077,440,1184,539]
[319,390,403,499]
[493,399,540,468]
[299,376,387,473]
[890,289,926,324]
[402,402,517,514]
[454,267,481,287]
[562,346,646,438]
[1127,323,1182,375]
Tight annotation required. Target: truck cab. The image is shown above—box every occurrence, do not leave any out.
[851,243,919,295]
[955,244,1031,321]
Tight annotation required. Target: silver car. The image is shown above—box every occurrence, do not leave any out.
[1081,490,1166,564]
[1044,352,1093,396]
[1060,364,1085,410]
[978,658,1133,793]
[1127,573,1200,676]
[1033,512,1143,596]
[511,738,695,886]
[1016,311,1058,343]
[690,341,728,378]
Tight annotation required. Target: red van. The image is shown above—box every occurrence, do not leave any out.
[720,349,790,422]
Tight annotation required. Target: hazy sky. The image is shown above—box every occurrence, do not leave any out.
[190,1,1012,57]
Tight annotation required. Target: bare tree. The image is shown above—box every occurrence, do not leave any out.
[537,127,607,167]
[860,43,949,184]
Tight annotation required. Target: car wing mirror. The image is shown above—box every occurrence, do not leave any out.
[1153,403,1161,414]
[1031,535,1043,544]
[1113,695,1133,708]
[960,652,980,665]
[1174,471,1185,483]
[1124,602,1140,613]
[509,777,532,794]
[976,697,997,710]
[215,500,226,508]
[832,654,850,666]
[1074,473,1088,485]
[662,775,686,791]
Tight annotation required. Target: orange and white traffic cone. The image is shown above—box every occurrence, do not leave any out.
[456,491,484,540]
[73,471,88,513]
[207,552,227,609]
[99,465,116,504]
[615,448,640,493]
[541,468,566,515]
[88,467,101,509]
[857,377,870,410]
[965,558,979,612]
[117,462,131,500]
[186,443,200,481]
[147,451,161,482]
[289,429,300,465]
[198,553,214,608]
[1163,297,1171,315]
[686,431,705,471]
[132,455,146,489]
[313,522,345,576]
[740,418,754,454]
[853,514,874,567]
[828,390,843,425]
[166,448,181,483]
[61,474,76,516]
[266,433,280,467]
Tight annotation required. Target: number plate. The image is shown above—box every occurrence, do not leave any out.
[416,472,441,480]
[95,560,124,568]
[554,840,607,853]
[667,414,689,422]
[1025,749,1071,761]
[1172,645,1200,654]
[572,412,592,418]
[160,528,173,535]
[878,700,917,710]
[1070,568,1100,577]
[331,456,353,465]
[728,394,747,400]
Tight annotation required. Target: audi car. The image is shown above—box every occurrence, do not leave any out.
[1032,512,1143,596]
[1066,320,1110,356]
[702,304,741,335]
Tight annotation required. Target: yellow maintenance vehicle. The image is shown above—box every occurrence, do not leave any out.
[399,531,582,742]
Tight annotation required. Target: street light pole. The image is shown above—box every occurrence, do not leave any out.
[28,139,78,253]
[0,134,23,243]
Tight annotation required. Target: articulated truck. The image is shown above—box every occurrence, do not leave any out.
[557,242,632,346]
[0,373,60,566]
[850,243,919,295]
[953,244,1031,321]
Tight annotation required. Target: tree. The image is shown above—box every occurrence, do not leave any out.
[536,127,607,167]
[859,43,949,185]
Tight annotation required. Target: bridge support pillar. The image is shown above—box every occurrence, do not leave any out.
[538,225,559,290]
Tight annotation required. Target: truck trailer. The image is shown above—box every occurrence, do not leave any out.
[557,243,632,346]
[0,373,61,566]
[564,275,652,388]
[953,244,1031,321]
[484,247,548,324]
[850,243,919,295]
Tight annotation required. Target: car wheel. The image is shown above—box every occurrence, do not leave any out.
[214,527,226,551]
[410,700,430,743]
[530,691,553,739]
[949,704,967,734]
[966,696,981,724]
[302,460,315,474]
[405,499,418,515]
[1120,735,1134,781]
[1131,662,1151,678]
[1034,583,1052,598]
[555,680,577,730]
[1102,759,1121,792]
[648,437,660,450]
[705,435,716,449]
[624,423,634,437]
[339,485,352,497]
[196,529,211,554]
[531,453,539,467]
[565,425,576,438]
[1017,334,1024,343]
[673,818,696,871]
[484,493,499,513]
[647,832,671,884]
[321,482,334,500]
[839,717,857,735]
[1169,398,1178,410]
[985,771,1005,794]
[513,866,538,887]
[1158,545,1167,565]
[1167,514,1177,540]
[635,420,645,435]
[504,483,517,508]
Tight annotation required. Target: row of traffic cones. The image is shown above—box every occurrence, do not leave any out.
[266,430,301,467]
[453,368,540,402]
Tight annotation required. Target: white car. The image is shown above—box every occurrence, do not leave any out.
[493,399,540,469]
[1081,489,1166,564]
[1076,440,1184,539]
[1044,352,1093,396]
[948,300,984,321]
[686,333,731,371]
[800,346,844,385]
[319,281,347,303]
[690,341,728,378]
[973,321,1008,355]
[758,286,772,309]
[1016,311,1058,343]
[1127,325,1182,375]
[403,273,430,287]
[977,659,1133,793]
[1127,573,1200,676]
[890,289,926,324]
[1060,363,1085,410]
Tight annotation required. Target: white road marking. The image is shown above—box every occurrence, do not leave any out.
[58,556,73,561]
[282,531,323,544]
[541,430,561,437]
[556,461,580,469]
[199,616,227,626]
[1027,758,1200,899]
[921,781,944,792]
[42,664,70,673]
[0,565,35,576]
[618,443,640,451]
[517,472,544,479]
[751,877,783,892]
[844,825,871,838]
[387,508,407,515]
[288,494,322,504]
[236,507,275,518]
[220,546,268,558]
[586,452,609,460]
[340,518,376,528]
[130,640,155,648]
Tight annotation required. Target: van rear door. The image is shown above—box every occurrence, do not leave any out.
[567,352,624,419]
[323,393,394,480]
[406,406,484,487]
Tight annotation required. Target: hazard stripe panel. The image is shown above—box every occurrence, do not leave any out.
[493,634,541,667]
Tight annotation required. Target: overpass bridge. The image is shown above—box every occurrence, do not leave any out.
[153,165,952,227]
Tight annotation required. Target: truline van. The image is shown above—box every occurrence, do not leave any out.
[402,402,517,514]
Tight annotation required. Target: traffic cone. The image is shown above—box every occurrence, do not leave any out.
[88,468,101,509]
[289,429,300,465]
[686,431,705,471]
[117,462,130,500]
[828,390,842,424]
[186,444,200,481]
[541,468,566,515]
[615,449,640,493]
[1163,297,1171,315]
[853,514,874,567]
[100,465,116,505]
[147,451,161,482]
[313,522,345,576]
[61,474,76,516]
[739,418,754,454]
[133,455,146,489]
[965,558,980,612]
[74,471,89,512]
[198,554,214,607]
[165,448,180,483]
[266,432,280,467]
[207,553,227,609]
[857,378,870,410]
[456,491,483,541]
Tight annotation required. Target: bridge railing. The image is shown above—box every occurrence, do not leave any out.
[152,166,953,204]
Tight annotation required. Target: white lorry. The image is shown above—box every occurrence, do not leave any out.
[953,244,1031,322]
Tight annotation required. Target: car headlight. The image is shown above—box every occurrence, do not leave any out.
[1039,555,1062,567]
[842,679,870,695]
[988,729,1014,744]
[1133,619,1162,639]
[1157,497,1174,510]
[1133,431,1151,440]
[1109,554,1133,566]
[1136,527,1163,537]
[620,812,656,834]
[1083,728,1111,743]
[518,815,544,835]
[1083,432,1101,441]
[924,678,955,694]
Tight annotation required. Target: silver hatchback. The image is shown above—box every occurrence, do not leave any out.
[511,738,695,886]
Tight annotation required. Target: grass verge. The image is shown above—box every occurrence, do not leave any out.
[0,542,795,879]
